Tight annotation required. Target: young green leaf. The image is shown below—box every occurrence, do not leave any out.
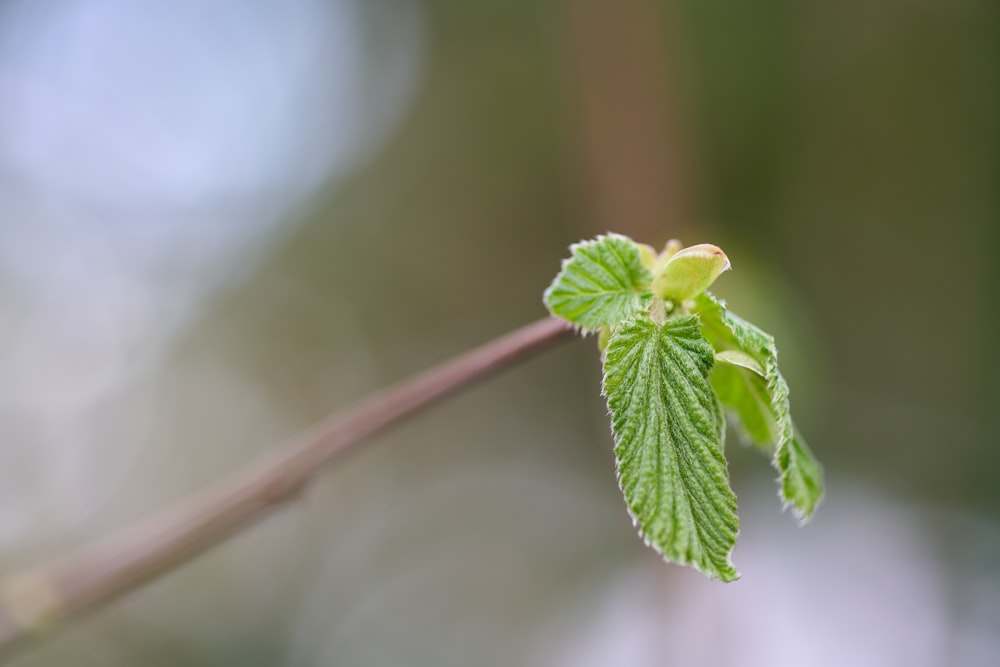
[710,361,775,447]
[714,350,764,376]
[694,293,824,520]
[765,355,824,519]
[603,314,740,581]
[544,234,653,329]
[651,243,730,302]
[780,429,824,520]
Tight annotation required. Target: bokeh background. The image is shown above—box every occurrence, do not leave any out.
[1,0,997,665]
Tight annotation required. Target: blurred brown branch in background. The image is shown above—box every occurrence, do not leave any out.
[569,0,701,242]
[0,316,575,659]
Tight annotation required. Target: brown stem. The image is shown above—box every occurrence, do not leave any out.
[0,316,576,657]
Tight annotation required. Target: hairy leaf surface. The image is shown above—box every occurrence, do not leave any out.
[695,293,823,519]
[603,314,739,581]
[544,234,652,329]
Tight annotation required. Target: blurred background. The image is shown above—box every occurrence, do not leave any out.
[0,0,997,664]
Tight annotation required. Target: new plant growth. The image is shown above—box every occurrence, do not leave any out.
[544,234,824,581]
[0,233,824,656]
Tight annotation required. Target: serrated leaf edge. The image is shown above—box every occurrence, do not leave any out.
[697,293,823,522]
[602,314,740,582]
[543,233,653,330]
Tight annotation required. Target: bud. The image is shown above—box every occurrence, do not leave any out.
[650,243,731,302]
[636,243,659,270]
[656,239,683,268]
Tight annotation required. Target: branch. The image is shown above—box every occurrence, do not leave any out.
[0,316,576,657]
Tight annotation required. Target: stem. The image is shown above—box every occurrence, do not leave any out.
[0,316,575,656]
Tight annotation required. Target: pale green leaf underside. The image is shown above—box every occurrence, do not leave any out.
[544,234,653,329]
[711,361,775,448]
[603,314,739,581]
[695,293,823,520]
[715,350,764,376]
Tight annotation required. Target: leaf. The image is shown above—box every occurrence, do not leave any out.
[544,234,653,329]
[710,361,775,448]
[714,350,764,376]
[651,243,731,302]
[603,313,740,581]
[695,293,824,520]
[780,429,824,519]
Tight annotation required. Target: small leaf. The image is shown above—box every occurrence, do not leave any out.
[710,361,775,449]
[695,293,824,520]
[603,313,740,581]
[544,234,653,329]
[652,239,683,271]
[779,429,824,519]
[636,243,659,270]
[715,350,764,376]
[651,243,730,302]
[597,325,612,354]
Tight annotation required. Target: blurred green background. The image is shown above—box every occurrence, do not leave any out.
[1,0,997,665]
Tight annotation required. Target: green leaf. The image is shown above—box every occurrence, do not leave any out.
[695,293,824,520]
[603,313,740,581]
[544,234,653,329]
[651,243,731,302]
[715,350,764,376]
[780,429,824,520]
[710,361,775,447]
